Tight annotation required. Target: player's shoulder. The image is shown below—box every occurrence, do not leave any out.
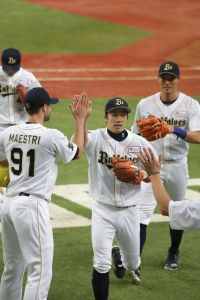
[137,92,159,106]
[180,92,199,104]
[19,67,37,79]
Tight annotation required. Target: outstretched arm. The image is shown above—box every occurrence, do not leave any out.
[139,148,170,216]
[69,92,91,158]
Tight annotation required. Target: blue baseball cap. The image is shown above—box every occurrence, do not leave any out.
[105,97,131,114]
[158,61,180,78]
[1,48,21,73]
[24,87,59,109]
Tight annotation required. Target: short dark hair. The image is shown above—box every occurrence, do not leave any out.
[25,107,41,115]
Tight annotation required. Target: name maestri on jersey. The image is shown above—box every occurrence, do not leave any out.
[9,134,41,145]
[98,150,138,168]
[162,117,186,127]
[0,85,18,95]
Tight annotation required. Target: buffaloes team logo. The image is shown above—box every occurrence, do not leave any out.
[8,57,16,64]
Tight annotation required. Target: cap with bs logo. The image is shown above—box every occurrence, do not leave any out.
[158,61,180,78]
[105,97,131,113]
[1,48,21,73]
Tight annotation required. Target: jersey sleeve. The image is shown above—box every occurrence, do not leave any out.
[188,99,200,131]
[169,200,200,230]
[49,129,78,163]
[27,73,42,90]
[131,102,142,134]
[84,130,97,155]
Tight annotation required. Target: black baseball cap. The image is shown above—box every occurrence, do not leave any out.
[1,48,21,73]
[158,61,180,78]
[105,97,131,114]
[24,87,59,109]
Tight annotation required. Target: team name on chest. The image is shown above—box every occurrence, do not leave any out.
[98,150,138,168]
[0,85,17,95]
[9,134,41,145]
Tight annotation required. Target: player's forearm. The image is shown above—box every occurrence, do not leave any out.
[150,174,170,216]
[171,127,200,144]
[72,118,85,157]
[84,119,89,145]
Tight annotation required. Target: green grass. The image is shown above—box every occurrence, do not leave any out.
[1,224,200,300]
[52,194,91,220]
[0,0,150,54]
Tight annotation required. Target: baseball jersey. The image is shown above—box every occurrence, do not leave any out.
[84,128,156,207]
[0,123,77,201]
[169,200,200,230]
[132,92,200,160]
[0,66,41,125]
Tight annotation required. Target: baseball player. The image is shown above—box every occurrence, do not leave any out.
[0,87,90,300]
[0,47,41,216]
[112,61,200,274]
[82,95,156,300]
[139,147,200,230]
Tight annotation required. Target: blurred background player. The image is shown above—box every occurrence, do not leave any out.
[0,47,41,217]
[132,61,200,270]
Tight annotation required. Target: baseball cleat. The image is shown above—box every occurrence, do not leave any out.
[164,252,179,270]
[125,269,141,285]
[112,245,126,279]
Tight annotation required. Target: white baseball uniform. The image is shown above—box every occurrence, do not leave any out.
[0,66,41,127]
[132,92,200,225]
[0,123,77,300]
[169,200,200,230]
[85,128,155,273]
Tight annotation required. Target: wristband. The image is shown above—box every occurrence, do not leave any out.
[173,127,187,139]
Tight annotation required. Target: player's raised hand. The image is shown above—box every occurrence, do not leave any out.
[139,148,162,176]
[69,92,92,120]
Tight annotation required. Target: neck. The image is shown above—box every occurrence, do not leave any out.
[28,115,44,125]
[160,91,179,102]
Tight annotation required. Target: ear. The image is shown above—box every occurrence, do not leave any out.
[42,104,48,113]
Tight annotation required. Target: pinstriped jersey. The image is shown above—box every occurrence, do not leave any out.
[84,128,155,207]
[0,66,41,125]
[0,123,77,201]
[132,92,200,160]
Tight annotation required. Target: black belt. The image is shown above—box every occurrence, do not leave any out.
[19,192,30,197]
[116,205,136,208]
[18,192,48,202]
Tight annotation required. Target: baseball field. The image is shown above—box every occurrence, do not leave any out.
[0,0,200,299]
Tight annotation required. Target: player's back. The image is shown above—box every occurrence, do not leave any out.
[3,123,60,201]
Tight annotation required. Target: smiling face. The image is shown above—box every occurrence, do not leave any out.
[159,74,180,101]
[105,108,128,133]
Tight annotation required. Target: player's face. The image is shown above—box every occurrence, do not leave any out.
[4,70,17,77]
[105,108,128,133]
[44,104,52,122]
[159,75,179,95]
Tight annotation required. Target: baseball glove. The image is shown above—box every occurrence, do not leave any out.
[16,84,27,103]
[0,165,9,187]
[137,116,171,141]
[112,157,150,185]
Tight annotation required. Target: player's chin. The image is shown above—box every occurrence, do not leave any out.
[113,126,124,133]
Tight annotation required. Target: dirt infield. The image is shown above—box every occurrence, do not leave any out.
[25,0,200,98]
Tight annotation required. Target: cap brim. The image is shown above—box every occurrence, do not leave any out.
[107,106,131,113]
[49,97,59,105]
[159,72,179,78]
[2,64,20,73]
